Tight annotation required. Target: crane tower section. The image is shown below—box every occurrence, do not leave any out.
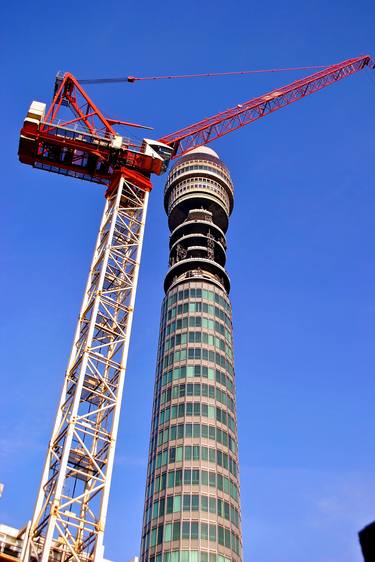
[24,178,149,562]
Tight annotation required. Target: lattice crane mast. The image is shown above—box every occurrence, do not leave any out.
[17,54,373,562]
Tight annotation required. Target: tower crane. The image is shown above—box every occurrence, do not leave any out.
[16,54,373,562]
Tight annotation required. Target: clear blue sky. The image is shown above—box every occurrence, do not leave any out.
[0,2,374,561]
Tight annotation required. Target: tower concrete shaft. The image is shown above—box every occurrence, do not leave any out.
[141,147,242,562]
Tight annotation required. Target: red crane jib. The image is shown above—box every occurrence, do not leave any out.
[18,56,373,194]
[158,55,373,156]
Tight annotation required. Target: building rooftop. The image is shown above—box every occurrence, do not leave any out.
[186,146,220,158]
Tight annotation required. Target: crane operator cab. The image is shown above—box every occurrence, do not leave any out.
[142,138,174,175]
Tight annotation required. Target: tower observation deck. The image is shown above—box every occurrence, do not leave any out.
[140,147,243,562]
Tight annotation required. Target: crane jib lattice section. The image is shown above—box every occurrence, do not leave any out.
[159,56,372,156]
[24,179,149,562]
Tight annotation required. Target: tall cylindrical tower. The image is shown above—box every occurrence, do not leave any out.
[140,147,242,562]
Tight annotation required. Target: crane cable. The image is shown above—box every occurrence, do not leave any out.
[79,65,328,85]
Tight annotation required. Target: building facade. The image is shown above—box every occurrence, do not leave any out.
[140,147,242,562]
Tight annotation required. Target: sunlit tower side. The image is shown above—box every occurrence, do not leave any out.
[140,146,241,562]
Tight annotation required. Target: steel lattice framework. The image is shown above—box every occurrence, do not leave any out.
[159,55,373,156]
[24,178,148,562]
